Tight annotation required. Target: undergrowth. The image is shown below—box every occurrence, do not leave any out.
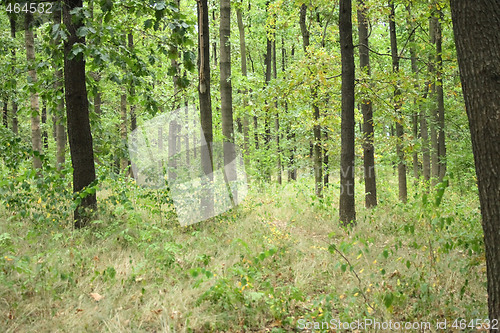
[0,163,486,332]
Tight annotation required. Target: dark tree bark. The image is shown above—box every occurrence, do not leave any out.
[25,12,42,170]
[10,17,18,134]
[357,0,377,208]
[434,7,447,182]
[263,6,272,182]
[389,1,407,203]
[197,0,214,215]
[220,0,237,202]
[339,0,356,225]
[429,15,440,184]
[128,33,136,132]
[450,0,500,323]
[63,0,97,228]
[272,37,282,185]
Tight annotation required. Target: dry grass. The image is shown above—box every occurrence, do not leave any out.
[0,174,487,332]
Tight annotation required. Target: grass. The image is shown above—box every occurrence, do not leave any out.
[0,169,487,332]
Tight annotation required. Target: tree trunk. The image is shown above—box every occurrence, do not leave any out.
[236,6,250,166]
[128,33,136,132]
[9,17,18,135]
[406,4,420,181]
[25,13,42,170]
[41,102,48,150]
[264,9,272,182]
[2,102,7,128]
[53,5,66,170]
[450,0,500,323]
[120,93,128,172]
[220,0,237,202]
[300,3,322,197]
[197,0,214,215]
[357,1,377,208]
[272,38,282,185]
[389,1,407,203]
[339,0,356,225]
[287,43,297,181]
[435,7,446,182]
[429,15,440,184]
[63,0,97,228]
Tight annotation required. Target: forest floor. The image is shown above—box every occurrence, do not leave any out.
[0,171,487,332]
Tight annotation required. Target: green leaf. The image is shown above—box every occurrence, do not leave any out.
[383,292,394,308]
[144,19,153,29]
[76,27,89,38]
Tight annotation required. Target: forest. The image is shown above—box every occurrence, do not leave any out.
[0,0,499,331]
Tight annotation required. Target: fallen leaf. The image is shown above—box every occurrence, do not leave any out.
[76,308,84,313]
[151,309,162,315]
[90,292,103,302]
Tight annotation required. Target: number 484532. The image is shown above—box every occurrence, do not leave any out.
[6,2,53,14]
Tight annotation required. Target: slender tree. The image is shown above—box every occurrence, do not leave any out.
[357,0,377,208]
[389,1,407,202]
[220,0,237,201]
[197,0,214,215]
[339,0,356,225]
[120,92,128,172]
[2,102,7,128]
[429,14,439,184]
[434,6,446,182]
[450,0,500,322]
[25,12,42,169]
[236,3,250,165]
[53,4,66,170]
[9,16,18,134]
[299,4,322,197]
[406,4,419,181]
[63,0,97,228]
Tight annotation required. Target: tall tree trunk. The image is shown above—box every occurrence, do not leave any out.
[120,93,128,172]
[429,15,440,184]
[389,1,407,203]
[10,17,18,134]
[264,8,272,182]
[25,13,42,169]
[287,43,297,181]
[339,0,356,225]
[272,38,282,185]
[63,0,97,228]
[170,0,181,183]
[236,6,250,165]
[406,4,420,181]
[220,0,237,202]
[421,98,431,182]
[450,0,500,323]
[197,0,214,215]
[300,3,322,197]
[357,0,377,208]
[53,5,66,170]
[435,7,446,182]
[128,33,136,132]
